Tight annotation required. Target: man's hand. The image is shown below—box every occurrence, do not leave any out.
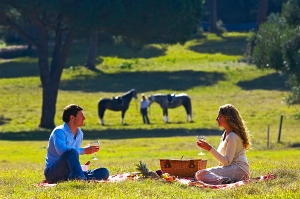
[84,145,99,154]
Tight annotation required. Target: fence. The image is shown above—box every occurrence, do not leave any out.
[200,21,257,32]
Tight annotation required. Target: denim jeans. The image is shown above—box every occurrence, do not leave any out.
[140,108,150,124]
[84,168,110,181]
[45,149,87,183]
[45,149,110,183]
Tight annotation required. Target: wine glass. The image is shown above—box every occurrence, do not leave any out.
[90,140,100,160]
[196,135,206,155]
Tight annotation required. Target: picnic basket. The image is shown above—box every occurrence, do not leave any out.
[160,158,207,177]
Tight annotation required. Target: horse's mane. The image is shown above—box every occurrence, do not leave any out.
[150,93,165,97]
[176,93,188,97]
[151,93,188,97]
[122,89,135,97]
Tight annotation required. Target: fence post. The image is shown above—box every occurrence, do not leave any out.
[277,115,283,143]
[267,124,270,149]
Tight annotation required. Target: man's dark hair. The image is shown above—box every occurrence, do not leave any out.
[62,104,83,123]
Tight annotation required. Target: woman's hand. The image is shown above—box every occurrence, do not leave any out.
[196,140,212,151]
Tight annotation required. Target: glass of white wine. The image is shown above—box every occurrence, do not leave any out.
[196,135,206,155]
[89,140,100,160]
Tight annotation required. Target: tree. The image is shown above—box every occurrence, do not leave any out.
[256,0,269,30]
[0,0,203,128]
[84,31,99,70]
[252,0,300,104]
[202,0,283,24]
[209,0,217,33]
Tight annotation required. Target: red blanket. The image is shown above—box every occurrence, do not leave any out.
[35,173,137,187]
[35,173,275,189]
[177,173,275,189]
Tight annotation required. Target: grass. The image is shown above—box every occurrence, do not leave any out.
[0,32,300,198]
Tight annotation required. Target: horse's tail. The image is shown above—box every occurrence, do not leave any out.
[186,97,192,120]
[98,99,106,119]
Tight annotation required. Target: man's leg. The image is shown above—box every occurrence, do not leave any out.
[45,149,86,183]
[84,168,110,180]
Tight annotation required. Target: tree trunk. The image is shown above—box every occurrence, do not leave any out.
[38,28,75,129]
[209,0,217,33]
[36,32,57,129]
[39,81,59,129]
[84,31,98,70]
[256,0,269,31]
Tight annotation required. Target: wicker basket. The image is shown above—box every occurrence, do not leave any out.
[160,159,207,177]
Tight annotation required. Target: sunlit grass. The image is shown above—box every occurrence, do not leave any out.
[0,32,299,198]
[0,139,299,198]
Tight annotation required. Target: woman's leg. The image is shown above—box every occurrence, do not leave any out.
[195,165,248,184]
[141,108,147,123]
[206,165,249,181]
[145,114,150,124]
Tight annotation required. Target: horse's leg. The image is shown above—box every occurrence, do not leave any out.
[98,103,106,125]
[186,108,191,121]
[187,115,191,122]
[163,108,168,123]
[121,110,125,124]
[184,101,192,122]
[99,110,105,125]
[188,101,192,122]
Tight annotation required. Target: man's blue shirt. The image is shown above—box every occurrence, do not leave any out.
[45,123,84,169]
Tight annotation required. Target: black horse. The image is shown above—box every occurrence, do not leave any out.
[98,89,138,125]
[148,93,192,123]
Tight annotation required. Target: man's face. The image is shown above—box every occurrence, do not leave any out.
[73,110,85,127]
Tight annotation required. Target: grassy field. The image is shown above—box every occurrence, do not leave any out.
[0,32,299,198]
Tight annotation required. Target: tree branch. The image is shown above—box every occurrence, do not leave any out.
[0,13,39,47]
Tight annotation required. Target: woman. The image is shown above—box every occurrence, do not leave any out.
[195,104,251,184]
[140,94,150,124]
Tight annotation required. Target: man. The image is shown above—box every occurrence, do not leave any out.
[44,104,109,183]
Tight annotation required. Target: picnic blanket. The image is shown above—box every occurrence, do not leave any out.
[35,172,275,189]
[177,173,275,190]
[35,173,138,187]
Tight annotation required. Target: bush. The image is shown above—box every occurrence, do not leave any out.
[252,7,300,105]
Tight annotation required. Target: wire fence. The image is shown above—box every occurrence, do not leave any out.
[201,21,257,32]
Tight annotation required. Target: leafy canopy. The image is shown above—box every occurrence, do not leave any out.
[252,0,300,104]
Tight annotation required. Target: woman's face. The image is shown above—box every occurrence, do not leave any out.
[216,111,227,128]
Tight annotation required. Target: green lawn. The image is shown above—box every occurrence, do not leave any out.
[0,32,299,198]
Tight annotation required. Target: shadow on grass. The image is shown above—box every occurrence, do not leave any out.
[237,73,289,91]
[0,60,39,78]
[189,36,248,56]
[0,128,221,141]
[290,143,300,148]
[98,43,166,59]
[0,43,166,79]
[59,70,226,93]
[0,116,11,125]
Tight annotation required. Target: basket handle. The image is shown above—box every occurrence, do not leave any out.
[164,160,171,168]
[181,156,196,168]
[163,159,197,169]
[188,160,196,168]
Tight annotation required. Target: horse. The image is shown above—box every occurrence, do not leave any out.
[147,93,192,123]
[97,89,138,125]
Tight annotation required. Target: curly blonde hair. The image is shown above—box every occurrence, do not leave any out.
[219,104,251,150]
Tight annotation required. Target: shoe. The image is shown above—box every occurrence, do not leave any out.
[221,178,232,184]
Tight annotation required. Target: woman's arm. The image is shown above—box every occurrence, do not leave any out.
[209,134,238,166]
